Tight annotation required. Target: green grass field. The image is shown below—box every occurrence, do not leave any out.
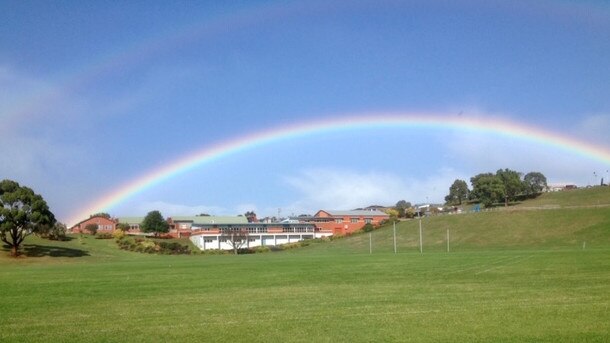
[1,188,609,342]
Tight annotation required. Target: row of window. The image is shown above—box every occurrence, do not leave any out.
[334,218,374,224]
[194,226,314,233]
[203,234,315,244]
[282,227,313,233]
[96,224,113,230]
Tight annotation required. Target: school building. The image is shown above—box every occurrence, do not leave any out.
[69,209,388,251]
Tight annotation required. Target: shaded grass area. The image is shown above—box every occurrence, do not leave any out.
[0,247,608,342]
[19,243,90,258]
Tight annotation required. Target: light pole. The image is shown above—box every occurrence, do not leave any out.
[419,217,423,254]
[393,220,397,254]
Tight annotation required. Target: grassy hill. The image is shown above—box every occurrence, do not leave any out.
[291,186,610,255]
[1,187,609,342]
[515,186,610,208]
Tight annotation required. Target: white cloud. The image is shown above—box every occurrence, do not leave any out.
[234,203,259,216]
[134,201,229,217]
[576,114,610,145]
[280,167,464,215]
[442,129,604,187]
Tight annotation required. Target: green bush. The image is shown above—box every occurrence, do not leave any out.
[362,223,375,232]
[158,241,190,254]
[95,233,113,239]
[115,237,191,255]
[39,223,69,241]
[253,246,271,253]
[112,230,126,240]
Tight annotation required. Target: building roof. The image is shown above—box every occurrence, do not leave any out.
[316,210,389,217]
[69,215,115,228]
[171,216,248,225]
[117,217,144,225]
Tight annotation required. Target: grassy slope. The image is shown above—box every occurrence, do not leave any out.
[292,187,610,255]
[0,188,609,342]
[515,186,610,208]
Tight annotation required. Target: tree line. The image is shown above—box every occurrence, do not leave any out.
[445,169,547,207]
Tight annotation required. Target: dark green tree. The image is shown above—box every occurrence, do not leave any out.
[141,210,169,236]
[444,179,469,205]
[244,211,257,223]
[523,172,548,195]
[116,222,131,231]
[84,223,98,235]
[362,223,374,232]
[496,169,524,206]
[470,173,506,208]
[90,212,111,219]
[0,179,56,256]
[395,200,411,218]
[39,222,68,241]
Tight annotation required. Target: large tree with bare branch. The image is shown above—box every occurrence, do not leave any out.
[220,228,249,255]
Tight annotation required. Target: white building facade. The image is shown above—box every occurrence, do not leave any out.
[187,221,332,251]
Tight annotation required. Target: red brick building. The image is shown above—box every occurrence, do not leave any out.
[70,215,117,234]
[70,209,389,238]
[298,209,389,235]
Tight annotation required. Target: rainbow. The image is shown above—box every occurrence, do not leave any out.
[66,112,610,225]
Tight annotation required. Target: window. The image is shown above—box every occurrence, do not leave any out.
[351,218,359,223]
[204,239,213,243]
[365,218,372,224]
[335,218,343,223]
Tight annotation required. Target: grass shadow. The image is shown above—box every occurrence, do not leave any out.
[18,244,90,257]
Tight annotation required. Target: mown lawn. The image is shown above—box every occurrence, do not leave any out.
[1,234,609,342]
[515,186,610,208]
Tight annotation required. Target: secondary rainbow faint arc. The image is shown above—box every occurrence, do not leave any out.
[67,113,610,225]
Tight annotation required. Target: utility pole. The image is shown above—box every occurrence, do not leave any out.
[446,228,450,252]
[419,218,423,254]
[393,221,397,254]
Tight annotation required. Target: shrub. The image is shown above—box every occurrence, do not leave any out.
[140,240,156,249]
[95,233,113,239]
[362,223,375,232]
[84,223,98,236]
[115,237,191,255]
[253,246,271,253]
[39,222,69,241]
[112,230,126,240]
[279,242,301,250]
[158,241,190,254]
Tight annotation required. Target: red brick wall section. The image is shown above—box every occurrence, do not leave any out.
[312,214,388,235]
[70,216,117,234]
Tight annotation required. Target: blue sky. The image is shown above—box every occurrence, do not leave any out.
[1,0,610,223]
